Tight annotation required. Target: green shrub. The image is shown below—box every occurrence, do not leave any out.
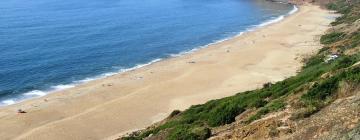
[327,0,360,25]
[169,110,181,118]
[300,53,360,117]
[334,55,358,69]
[320,32,345,44]
[302,76,339,102]
[245,100,285,123]
[207,102,245,126]
[167,125,210,140]
[344,67,360,83]
[349,30,360,48]
[327,3,339,10]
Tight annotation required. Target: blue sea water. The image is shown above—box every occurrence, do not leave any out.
[0,0,295,106]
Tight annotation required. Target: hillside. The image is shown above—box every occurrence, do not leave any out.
[118,0,360,139]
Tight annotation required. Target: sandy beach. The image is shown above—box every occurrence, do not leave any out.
[0,4,335,140]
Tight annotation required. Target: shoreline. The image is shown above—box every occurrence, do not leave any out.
[0,4,298,107]
[0,4,335,140]
[0,4,298,106]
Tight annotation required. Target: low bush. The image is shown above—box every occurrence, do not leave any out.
[320,32,345,44]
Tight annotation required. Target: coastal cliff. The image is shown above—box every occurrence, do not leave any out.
[119,0,360,139]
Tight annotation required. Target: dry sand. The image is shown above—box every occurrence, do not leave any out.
[0,4,336,140]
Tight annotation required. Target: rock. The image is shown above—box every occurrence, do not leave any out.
[17,109,26,113]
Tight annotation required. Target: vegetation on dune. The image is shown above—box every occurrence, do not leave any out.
[245,99,286,123]
[121,0,360,139]
[327,0,360,26]
[300,55,360,116]
[320,32,345,44]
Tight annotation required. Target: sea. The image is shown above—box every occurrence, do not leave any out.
[0,0,296,106]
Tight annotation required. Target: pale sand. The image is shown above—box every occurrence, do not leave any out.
[0,4,336,140]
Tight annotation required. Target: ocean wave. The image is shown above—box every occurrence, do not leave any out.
[24,90,47,97]
[169,32,246,58]
[288,5,299,15]
[0,58,163,106]
[1,100,16,106]
[253,5,297,29]
[169,5,298,58]
[0,5,298,107]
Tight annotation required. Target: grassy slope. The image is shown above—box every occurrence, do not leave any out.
[121,1,360,139]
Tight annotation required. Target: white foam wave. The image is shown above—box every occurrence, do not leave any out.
[168,5,298,58]
[258,15,285,27]
[74,59,162,85]
[24,90,47,96]
[253,5,297,29]
[1,99,16,105]
[287,5,298,15]
[0,58,164,107]
[169,32,246,58]
[49,58,162,91]
[52,84,76,91]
